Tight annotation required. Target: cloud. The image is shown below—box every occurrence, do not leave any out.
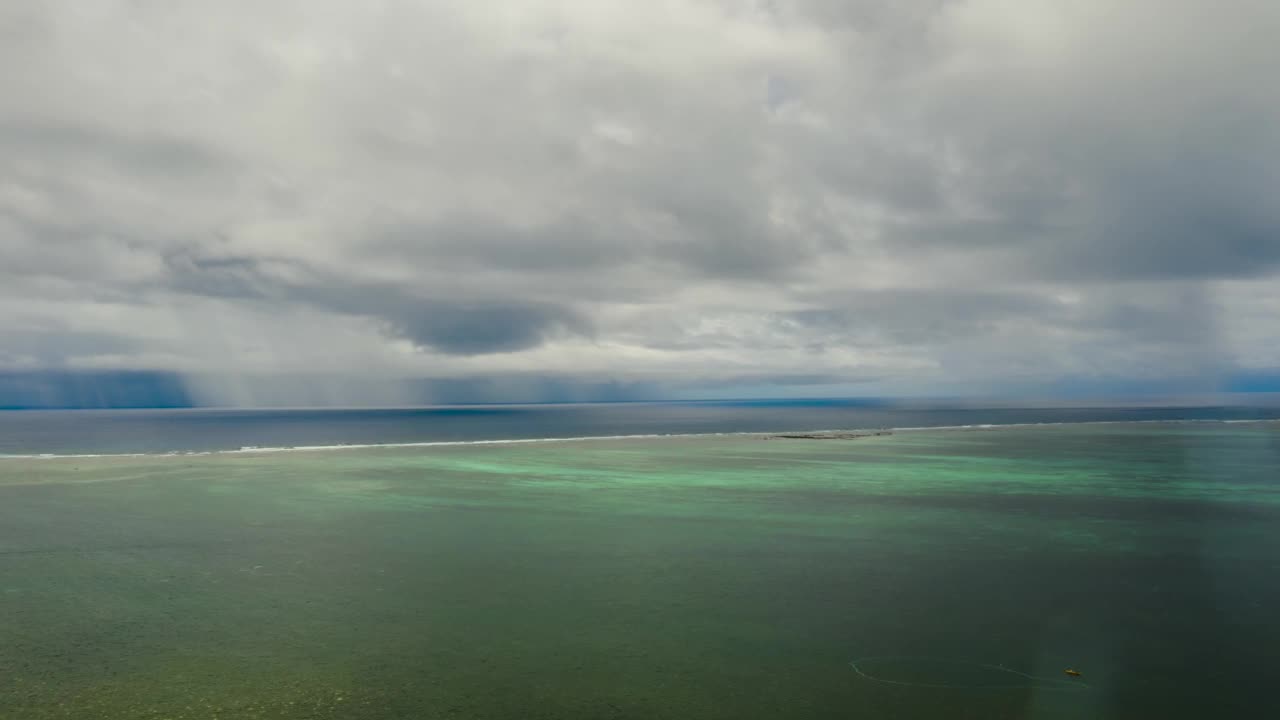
[160,248,591,354]
[385,301,587,355]
[0,329,139,368]
[0,0,1277,405]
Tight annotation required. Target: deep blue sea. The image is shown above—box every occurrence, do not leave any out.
[3,400,1279,455]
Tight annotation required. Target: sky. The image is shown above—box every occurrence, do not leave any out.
[2,1,1279,407]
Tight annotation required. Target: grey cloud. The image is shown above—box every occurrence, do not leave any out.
[1,1,1278,402]
[0,330,139,367]
[162,250,283,300]
[646,184,798,281]
[381,300,589,355]
[363,135,805,284]
[371,215,631,273]
[893,2,1280,283]
[0,120,229,177]
[769,284,1230,386]
[161,250,591,355]
[785,290,1060,346]
[786,286,1221,345]
[683,371,879,388]
[0,370,193,410]
[788,0,956,31]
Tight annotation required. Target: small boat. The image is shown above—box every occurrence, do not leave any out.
[1064,668,1082,677]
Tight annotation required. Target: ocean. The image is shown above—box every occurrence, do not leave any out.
[2,401,1279,456]
[1,404,1278,718]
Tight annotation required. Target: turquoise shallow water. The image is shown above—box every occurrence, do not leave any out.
[1,422,1278,718]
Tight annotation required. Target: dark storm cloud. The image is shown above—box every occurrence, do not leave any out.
[162,250,591,355]
[383,302,587,355]
[0,370,193,409]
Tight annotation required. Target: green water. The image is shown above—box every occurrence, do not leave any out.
[1,423,1278,718]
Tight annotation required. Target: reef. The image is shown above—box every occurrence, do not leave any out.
[766,431,892,440]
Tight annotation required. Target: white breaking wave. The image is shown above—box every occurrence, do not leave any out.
[0,417,1275,461]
